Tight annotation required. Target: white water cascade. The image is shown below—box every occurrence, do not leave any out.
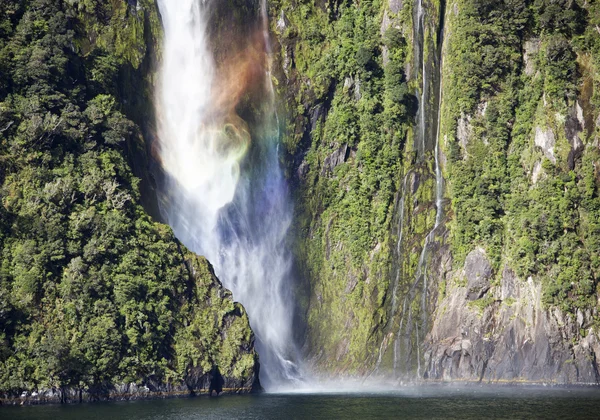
[155,0,301,390]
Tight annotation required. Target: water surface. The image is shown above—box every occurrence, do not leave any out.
[3,386,600,419]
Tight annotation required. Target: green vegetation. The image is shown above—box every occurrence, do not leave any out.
[0,0,257,396]
[1,0,598,390]
[442,0,600,314]
[271,0,422,371]
[274,0,600,374]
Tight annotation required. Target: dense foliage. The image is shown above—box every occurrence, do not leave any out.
[442,0,600,313]
[1,0,598,390]
[271,0,420,370]
[273,0,600,374]
[0,0,256,396]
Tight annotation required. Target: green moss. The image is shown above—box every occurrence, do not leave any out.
[468,295,496,315]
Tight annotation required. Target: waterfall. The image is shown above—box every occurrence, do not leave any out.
[411,0,445,377]
[390,173,409,374]
[416,0,427,156]
[391,0,445,380]
[154,0,301,390]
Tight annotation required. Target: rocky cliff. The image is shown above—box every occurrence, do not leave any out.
[270,0,600,384]
[422,0,600,384]
[1,0,599,400]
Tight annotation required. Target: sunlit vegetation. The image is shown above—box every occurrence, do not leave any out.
[0,0,256,396]
[443,0,600,313]
[271,0,417,369]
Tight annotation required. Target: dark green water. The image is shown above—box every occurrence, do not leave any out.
[3,386,600,419]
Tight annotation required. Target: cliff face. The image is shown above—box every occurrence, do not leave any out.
[0,0,259,403]
[270,0,414,373]
[1,0,598,398]
[423,0,600,384]
[272,0,600,384]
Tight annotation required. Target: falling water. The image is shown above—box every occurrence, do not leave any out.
[390,173,409,375]
[390,173,410,317]
[415,0,426,156]
[413,0,445,376]
[391,0,445,379]
[154,0,301,390]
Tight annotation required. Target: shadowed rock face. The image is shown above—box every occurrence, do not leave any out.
[565,101,585,170]
[464,249,492,301]
[321,144,349,176]
[270,0,600,387]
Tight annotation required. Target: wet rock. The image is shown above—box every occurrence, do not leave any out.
[1,366,258,406]
[310,103,326,131]
[281,45,294,78]
[566,101,585,169]
[410,172,420,194]
[276,10,288,32]
[275,10,293,78]
[464,248,492,300]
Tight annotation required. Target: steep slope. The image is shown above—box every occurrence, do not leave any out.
[424,0,600,383]
[0,0,259,403]
[272,0,600,384]
[270,0,447,376]
[271,0,417,373]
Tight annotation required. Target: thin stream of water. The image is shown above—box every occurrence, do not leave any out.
[392,0,445,378]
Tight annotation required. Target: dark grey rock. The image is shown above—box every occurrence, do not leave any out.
[424,261,600,385]
[310,103,325,132]
[464,248,492,300]
[297,160,309,180]
[0,368,258,405]
[410,172,420,195]
[501,267,518,300]
[321,144,349,175]
[566,102,585,169]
